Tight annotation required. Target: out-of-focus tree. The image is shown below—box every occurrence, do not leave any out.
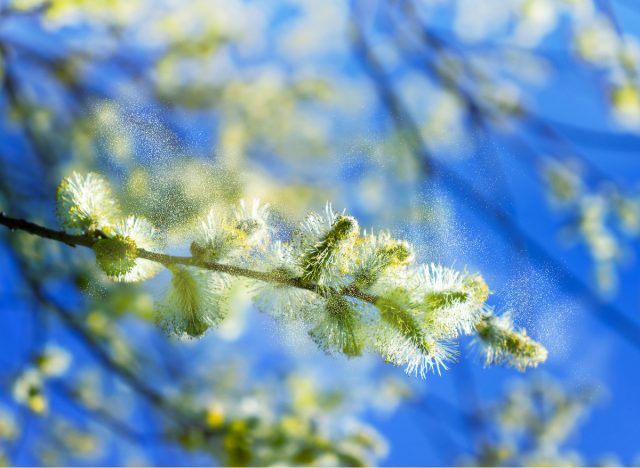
[460,376,610,467]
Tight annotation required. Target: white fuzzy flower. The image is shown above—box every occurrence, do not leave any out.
[192,207,237,262]
[294,203,339,245]
[293,203,359,288]
[252,241,318,321]
[36,345,71,377]
[233,198,271,248]
[351,231,414,291]
[475,311,548,371]
[191,199,271,264]
[110,216,162,282]
[410,263,466,297]
[409,264,489,339]
[373,322,455,378]
[56,172,120,234]
[307,295,363,357]
[156,266,231,338]
[263,240,303,277]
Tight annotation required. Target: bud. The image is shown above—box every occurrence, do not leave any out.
[233,198,270,247]
[475,313,548,371]
[34,345,71,377]
[205,403,225,429]
[412,265,489,338]
[327,215,359,243]
[464,274,490,305]
[156,266,230,338]
[93,235,137,278]
[373,290,453,377]
[308,294,362,357]
[611,83,640,127]
[56,172,120,234]
[376,291,423,345]
[110,216,162,282]
[300,213,359,285]
[380,239,414,267]
[12,369,48,414]
[191,208,244,262]
[352,233,415,291]
[423,290,469,311]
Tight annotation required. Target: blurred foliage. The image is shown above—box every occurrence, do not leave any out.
[543,158,640,293]
[460,376,611,467]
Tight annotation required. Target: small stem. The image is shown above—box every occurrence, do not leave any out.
[0,213,94,248]
[0,212,378,306]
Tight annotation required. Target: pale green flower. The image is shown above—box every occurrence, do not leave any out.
[110,216,162,282]
[156,266,231,338]
[12,368,47,414]
[35,345,71,377]
[475,312,548,371]
[56,172,120,234]
[294,203,359,287]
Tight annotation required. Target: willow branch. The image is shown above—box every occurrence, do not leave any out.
[0,212,378,306]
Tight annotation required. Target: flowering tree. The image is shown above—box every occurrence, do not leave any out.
[461,376,603,466]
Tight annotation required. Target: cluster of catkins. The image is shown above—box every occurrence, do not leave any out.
[56,172,547,378]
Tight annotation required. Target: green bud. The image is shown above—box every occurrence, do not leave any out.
[475,314,547,371]
[424,290,469,310]
[380,239,413,266]
[309,294,362,357]
[301,215,359,284]
[235,218,261,237]
[93,235,137,278]
[464,274,490,305]
[168,266,211,338]
[327,215,359,243]
[156,266,230,339]
[376,290,424,347]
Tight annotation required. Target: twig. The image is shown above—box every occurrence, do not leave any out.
[0,212,379,306]
[51,381,149,443]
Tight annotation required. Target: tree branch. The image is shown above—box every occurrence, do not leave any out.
[0,212,379,306]
[0,214,94,248]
